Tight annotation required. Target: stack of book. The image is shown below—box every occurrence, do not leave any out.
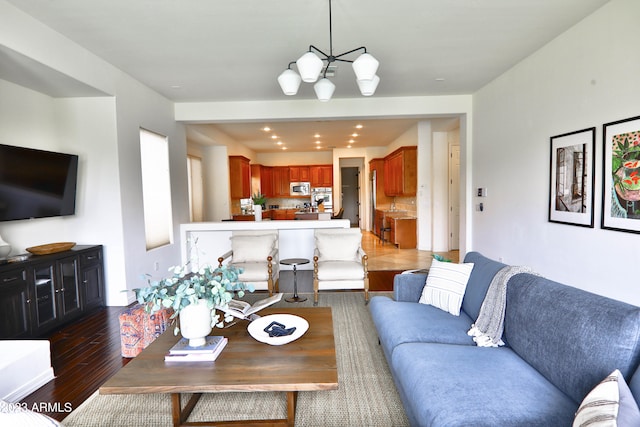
[164,336,227,363]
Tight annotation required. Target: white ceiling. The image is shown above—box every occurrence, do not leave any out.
[4,0,609,151]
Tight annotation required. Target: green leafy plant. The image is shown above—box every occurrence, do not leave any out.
[252,192,267,206]
[432,254,452,262]
[133,263,253,334]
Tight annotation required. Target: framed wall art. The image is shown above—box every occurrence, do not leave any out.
[549,127,595,227]
[602,115,640,233]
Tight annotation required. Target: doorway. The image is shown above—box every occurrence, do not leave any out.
[341,167,360,227]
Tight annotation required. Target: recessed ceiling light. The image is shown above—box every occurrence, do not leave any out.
[314,133,321,138]
[271,135,278,139]
[351,133,359,137]
[170,85,182,89]
[276,141,283,145]
[435,77,445,82]
[355,124,363,129]
[262,126,271,132]
[315,140,321,144]
[316,146,322,150]
[347,145,352,148]
[349,139,355,143]
[282,147,288,150]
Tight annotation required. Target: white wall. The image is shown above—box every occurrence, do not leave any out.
[472,0,640,305]
[0,2,187,306]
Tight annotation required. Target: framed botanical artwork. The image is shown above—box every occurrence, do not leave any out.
[602,115,640,233]
[549,127,595,227]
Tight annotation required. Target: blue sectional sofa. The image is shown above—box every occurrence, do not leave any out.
[369,252,640,426]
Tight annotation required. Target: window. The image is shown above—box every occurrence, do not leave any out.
[140,128,173,250]
[187,155,204,222]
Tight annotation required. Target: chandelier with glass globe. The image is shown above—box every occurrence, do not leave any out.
[277,0,380,102]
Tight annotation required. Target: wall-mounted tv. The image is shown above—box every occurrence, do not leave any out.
[0,144,79,222]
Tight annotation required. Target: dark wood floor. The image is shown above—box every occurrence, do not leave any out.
[20,306,131,421]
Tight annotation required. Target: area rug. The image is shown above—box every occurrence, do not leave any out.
[62,292,409,427]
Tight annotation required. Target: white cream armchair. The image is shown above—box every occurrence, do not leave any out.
[313,228,369,305]
[217,230,279,295]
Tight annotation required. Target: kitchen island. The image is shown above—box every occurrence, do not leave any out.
[180,219,350,271]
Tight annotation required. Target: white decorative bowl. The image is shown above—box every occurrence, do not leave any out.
[247,314,309,346]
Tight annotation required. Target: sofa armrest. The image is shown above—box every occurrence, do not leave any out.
[393,273,427,302]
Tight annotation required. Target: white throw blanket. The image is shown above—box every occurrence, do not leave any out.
[467,265,538,347]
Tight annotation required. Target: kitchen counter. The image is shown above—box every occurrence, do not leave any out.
[294,211,331,220]
[181,220,350,271]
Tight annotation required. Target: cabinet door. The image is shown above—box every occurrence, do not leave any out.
[58,257,81,318]
[298,167,310,181]
[272,167,290,197]
[0,269,30,338]
[81,264,104,311]
[261,166,274,197]
[32,264,58,331]
[229,156,251,199]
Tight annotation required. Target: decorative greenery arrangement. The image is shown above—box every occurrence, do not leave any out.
[252,192,267,207]
[432,254,452,263]
[133,263,254,334]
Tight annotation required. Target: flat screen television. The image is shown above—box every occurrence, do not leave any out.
[0,144,79,222]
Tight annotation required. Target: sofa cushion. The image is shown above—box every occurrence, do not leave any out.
[234,262,277,283]
[391,342,577,427]
[316,261,364,281]
[461,252,507,321]
[419,259,474,316]
[505,273,640,404]
[314,229,361,262]
[573,369,640,427]
[231,234,275,263]
[369,296,475,362]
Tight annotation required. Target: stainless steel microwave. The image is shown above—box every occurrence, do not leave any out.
[290,182,310,196]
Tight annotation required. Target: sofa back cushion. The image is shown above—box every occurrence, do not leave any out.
[504,273,640,403]
[630,365,640,407]
[461,252,506,320]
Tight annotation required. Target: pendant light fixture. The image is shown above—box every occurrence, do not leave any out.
[277,0,380,102]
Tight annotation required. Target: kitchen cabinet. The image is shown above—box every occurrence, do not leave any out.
[272,167,291,197]
[390,217,417,249]
[0,245,106,338]
[310,165,333,187]
[272,209,297,220]
[251,164,274,197]
[229,156,251,199]
[290,166,310,182]
[383,147,417,197]
[374,209,386,238]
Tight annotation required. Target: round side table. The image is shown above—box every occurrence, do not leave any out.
[280,258,309,303]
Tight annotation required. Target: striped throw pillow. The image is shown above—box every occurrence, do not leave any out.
[419,259,474,316]
[573,369,640,427]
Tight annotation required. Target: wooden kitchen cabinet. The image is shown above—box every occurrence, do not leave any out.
[390,217,417,249]
[383,147,417,197]
[310,165,333,187]
[251,164,274,197]
[290,166,310,182]
[229,156,251,199]
[272,167,290,197]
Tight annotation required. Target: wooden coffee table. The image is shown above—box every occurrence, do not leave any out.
[100,307,337,427]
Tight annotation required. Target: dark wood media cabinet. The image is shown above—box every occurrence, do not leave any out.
[0,245,105,338]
